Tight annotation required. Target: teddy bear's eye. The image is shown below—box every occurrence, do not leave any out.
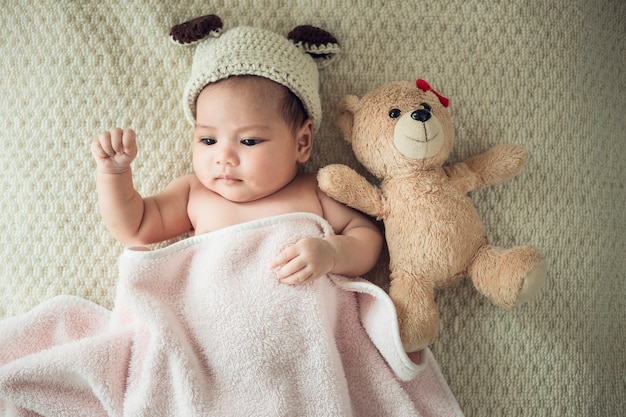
[420,102,432,112]
[389,109,402,119]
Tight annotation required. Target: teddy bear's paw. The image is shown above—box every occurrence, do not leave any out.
[317,165,344,189]
[317,165,356,201]
[317,165,384,217]
[498,144,527,174]
[478,144,527,185]
[515,260,547,307]
[501,144,527,171]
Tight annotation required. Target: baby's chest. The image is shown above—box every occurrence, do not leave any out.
[188,186,322,234]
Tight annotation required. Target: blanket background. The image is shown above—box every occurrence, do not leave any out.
[0,1,624,416]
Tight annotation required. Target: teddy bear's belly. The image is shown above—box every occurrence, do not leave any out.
[384,192,486,280]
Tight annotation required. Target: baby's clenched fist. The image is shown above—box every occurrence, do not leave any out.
[91,128,138,174]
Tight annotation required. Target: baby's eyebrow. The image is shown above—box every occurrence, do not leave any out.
[195,123,270,130]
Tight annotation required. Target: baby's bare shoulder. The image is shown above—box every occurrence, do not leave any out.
[295,172,317,184]
[165,173,196,188]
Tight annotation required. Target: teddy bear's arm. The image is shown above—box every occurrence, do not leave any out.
[317,164,385,219]
[444,144,527,193]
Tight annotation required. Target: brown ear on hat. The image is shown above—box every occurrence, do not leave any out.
[288,25,340,67]
[170,14,223,45]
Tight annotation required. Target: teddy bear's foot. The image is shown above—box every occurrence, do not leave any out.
[398,315,437,353]
[389,273,439,352]
[515,260,547,307]
[398,319,436,352]
[469,245,546,309]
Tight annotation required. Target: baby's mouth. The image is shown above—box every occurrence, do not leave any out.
[217,174,241,184]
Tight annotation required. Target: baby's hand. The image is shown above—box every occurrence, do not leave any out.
[270,237,336,285]
[91,128,138,174]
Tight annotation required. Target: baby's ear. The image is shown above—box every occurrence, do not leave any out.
[295,120,314,163]
[287,26,340,68]
[170,14,223,45]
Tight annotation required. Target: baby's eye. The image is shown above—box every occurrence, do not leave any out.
[200,137,216,145]
[241,138,263,146]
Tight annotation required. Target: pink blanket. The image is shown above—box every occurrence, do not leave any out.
[0,213,463,416]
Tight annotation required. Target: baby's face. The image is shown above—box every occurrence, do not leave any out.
[192,77,312,203]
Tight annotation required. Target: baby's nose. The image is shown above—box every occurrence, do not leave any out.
[216,147,238,165]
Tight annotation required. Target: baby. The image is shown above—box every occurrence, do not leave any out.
[91,23,382,285]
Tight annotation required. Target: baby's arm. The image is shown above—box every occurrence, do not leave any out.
[91,128,192,245]
[271,189,383,284]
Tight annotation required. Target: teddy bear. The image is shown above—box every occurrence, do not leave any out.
[317,79,547,352]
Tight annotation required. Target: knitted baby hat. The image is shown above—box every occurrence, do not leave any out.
[171,15,340,131]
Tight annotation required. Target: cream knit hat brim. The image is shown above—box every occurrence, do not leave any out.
[183,26,322,131]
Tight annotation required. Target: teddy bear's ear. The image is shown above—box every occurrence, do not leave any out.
[337,95,360,143]
[170,14,223,45]
[287,25,340,68]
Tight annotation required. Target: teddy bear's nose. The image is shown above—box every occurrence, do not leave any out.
[411,109,431,122]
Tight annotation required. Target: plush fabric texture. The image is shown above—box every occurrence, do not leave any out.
[0,213,462,416]
[318,80,547,351]
[0,1,623,416]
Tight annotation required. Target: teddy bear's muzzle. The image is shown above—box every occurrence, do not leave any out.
[393,112,444,160]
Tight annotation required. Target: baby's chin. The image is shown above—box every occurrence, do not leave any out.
[212,187,277,204]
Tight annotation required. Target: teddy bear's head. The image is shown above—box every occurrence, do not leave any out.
[338,79,454,179]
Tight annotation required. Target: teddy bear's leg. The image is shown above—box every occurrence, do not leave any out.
[389,271,439,352]
[468,244,546,309]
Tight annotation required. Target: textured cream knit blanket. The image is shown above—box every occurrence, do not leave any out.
[0,1,624,416]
